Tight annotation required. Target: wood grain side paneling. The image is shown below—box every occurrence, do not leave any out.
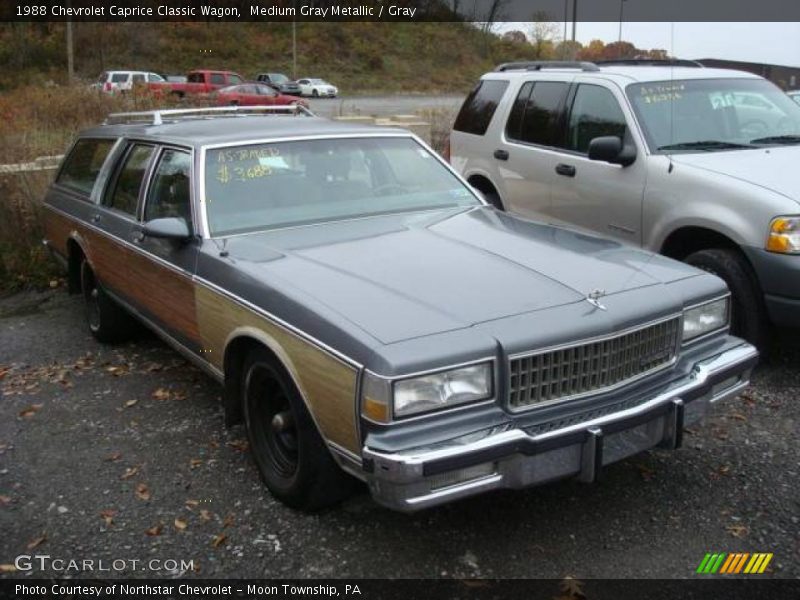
[195,284,360,454]
[43,207,73,257]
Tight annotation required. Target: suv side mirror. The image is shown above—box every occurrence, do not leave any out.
[142,217,191,241]
[588,136,637,167]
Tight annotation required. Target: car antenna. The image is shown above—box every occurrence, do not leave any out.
[667,22,675,174]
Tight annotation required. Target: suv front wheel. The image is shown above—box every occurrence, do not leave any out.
[685,248,768,349]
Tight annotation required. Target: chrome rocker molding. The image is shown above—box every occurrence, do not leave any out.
[362,343,758,512]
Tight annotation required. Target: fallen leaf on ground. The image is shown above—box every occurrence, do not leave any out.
[26,534,46,550]
[174,518,188,531]
[727,524,749,538]
[124,399,139,408]
[189,458,203,469]
[636,464,656,481]
[135,483,151,501]
[106,365,129,377]
[151,388,172,401]
[49,280,59,288]
[0,495,11,505]
[185,499,200,510]
[222,513,234,528]
[120,466,139,480]
[199,510,212,522]
[105,452,122,462]
[0,564,17,573]
[226,439,249,453]
[144,362,164,372]
[145,523,163,536]
[19,404,43,418]
[100,509,116,526]
[211,533,227,548]
[0,367,9,381]
[730,412,748,422]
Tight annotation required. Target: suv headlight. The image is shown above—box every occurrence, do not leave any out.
[683,297,730,342]
[766,216,800,254]
[361,362,493,422]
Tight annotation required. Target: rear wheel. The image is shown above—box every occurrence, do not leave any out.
[80,260,136,343]
[685,248,769,349]
[242,348,355,511]
[311,89,319,98]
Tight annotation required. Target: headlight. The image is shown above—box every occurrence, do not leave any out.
[682,297,730,342]
[766,216,800,254]
[361,362,493,422]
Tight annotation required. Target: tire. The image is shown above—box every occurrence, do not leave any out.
[685,248,769,349]
[242,347,355,511]
[80,260,137,343]
[311,89,319,98]
[484,191,504,210]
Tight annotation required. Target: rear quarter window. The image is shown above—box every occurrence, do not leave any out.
[56,138,117,196]
[453,79,509,136]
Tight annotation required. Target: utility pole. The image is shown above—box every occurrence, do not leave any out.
[292,0,297,79]
[571,0,577,42]
[562,0,568,58]
[66,0,74,82]
[618,0,626,44]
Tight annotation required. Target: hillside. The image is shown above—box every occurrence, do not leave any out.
[0,21,537,92]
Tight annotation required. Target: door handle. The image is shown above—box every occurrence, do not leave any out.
[555,163,576,177]
[493,149,509,161]
[132,230,145,243]
[90,213,101,223]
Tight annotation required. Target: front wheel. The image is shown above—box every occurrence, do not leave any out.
[242,348,355,511]
[685,248,769,349]
[311,89,319,98]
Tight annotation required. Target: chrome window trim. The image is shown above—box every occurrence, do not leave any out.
[140,144,198,235]
[197,132,487,240]
[102,141,158,219]
[507,313,683,413]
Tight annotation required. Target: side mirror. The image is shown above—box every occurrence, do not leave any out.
[588,136,637,167]
[142,217,192,241]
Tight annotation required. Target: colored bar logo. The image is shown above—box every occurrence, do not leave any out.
[696,553,773,574]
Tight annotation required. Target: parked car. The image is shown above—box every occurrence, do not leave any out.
[214,83,307,107]
[42,106,757,512]
[93,70,166,94]
[788,90,800,106]
[450,60,800,348]
[149,69,245,98]
[255,72,302,96]
[296,78,338,98]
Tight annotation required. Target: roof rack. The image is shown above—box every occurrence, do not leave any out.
[595,59,703,68]
[495,61,600,72]
[104,104,315,126]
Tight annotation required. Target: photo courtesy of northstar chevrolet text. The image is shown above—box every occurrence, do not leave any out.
[0,0,798,592]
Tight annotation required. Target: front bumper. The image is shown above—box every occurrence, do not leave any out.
[743,246,800,328]
[363,343,758,512]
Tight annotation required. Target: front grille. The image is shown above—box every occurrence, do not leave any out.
[508,317,680,409]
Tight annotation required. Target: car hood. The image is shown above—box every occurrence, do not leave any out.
[670,146,800,205]
[227,208,701,344]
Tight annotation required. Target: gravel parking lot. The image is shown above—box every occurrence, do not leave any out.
[1,289,798,579]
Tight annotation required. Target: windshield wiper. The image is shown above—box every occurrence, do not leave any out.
[749,134,800,145]
[658,140,755,151]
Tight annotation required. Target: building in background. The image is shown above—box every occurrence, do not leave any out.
[698,58,800,90]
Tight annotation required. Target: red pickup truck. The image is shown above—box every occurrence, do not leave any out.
[150,70,245,98]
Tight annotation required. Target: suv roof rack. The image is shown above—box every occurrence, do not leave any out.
[104,105,315,126]
[495,61,600,72]
[595,59,703,68]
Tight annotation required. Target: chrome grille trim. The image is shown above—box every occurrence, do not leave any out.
[508,315,681,411]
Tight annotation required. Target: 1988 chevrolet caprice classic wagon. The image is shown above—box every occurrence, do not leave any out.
[43,106,758,512]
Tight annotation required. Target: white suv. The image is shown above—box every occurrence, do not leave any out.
[93,70,165,94]
[450,60,800,347]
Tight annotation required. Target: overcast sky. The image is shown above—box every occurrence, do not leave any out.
[499,22,800,67]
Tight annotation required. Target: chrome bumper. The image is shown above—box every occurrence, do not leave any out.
[363,343,758,512]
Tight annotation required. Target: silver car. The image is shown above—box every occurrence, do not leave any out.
[451,60,800,349]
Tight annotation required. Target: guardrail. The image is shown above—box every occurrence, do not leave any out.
[0,155,63,175]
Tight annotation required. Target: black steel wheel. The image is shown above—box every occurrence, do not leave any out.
[80,260,136,343]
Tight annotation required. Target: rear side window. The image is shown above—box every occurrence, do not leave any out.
[56,138,116,195]
[210,73,226,85]
[144,150,192,225]
[517,82,568,147]
[453,79,509,136]
[111,73,128,83]
[567,85,628,153]
[228,74,243,84]
[505,82,534,140]
[188,72,204,83]
[104,144,155,216]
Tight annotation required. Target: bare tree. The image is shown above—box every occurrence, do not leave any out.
[528,11,559,59]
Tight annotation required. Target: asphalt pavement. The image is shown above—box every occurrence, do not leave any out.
[1,289,798,579]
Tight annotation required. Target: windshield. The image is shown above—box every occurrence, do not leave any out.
[310,79,327,84]
[204,137,480,236]
[627,78,800,152]
[270,74,289,83]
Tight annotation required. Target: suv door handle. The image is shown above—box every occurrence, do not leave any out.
[555,163,576,177]
[90,213,101,223]
[493,149,509,161]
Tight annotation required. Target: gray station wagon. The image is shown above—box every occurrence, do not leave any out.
[42,106,758,511]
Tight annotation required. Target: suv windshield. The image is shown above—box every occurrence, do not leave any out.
[626,78,800,152]
[204,137,480,236]
[269,74,289,83]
